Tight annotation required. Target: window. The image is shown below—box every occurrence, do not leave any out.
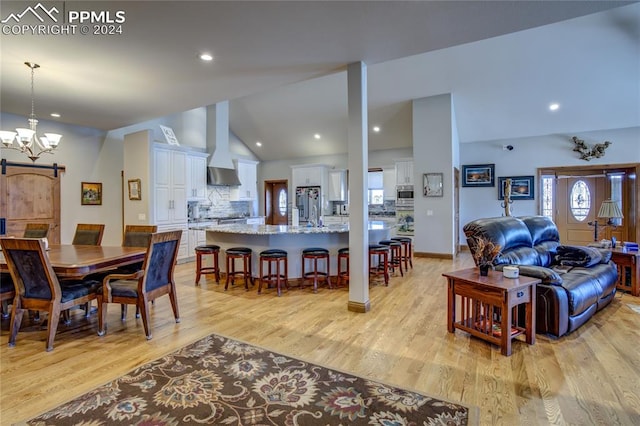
[369,189,384,205]
[541,175,554,219]
[368,171,383,205]
[570,180,591,221]
[609,174,623,226]
[278,189,287,215]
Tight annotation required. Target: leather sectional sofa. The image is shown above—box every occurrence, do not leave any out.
[463,216,618,337]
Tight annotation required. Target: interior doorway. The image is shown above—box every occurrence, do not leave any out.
[264,180,288,225]
[0,160,63,244]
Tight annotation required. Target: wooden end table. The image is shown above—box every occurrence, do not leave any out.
[610,248,639,297]
[443,268,540,356]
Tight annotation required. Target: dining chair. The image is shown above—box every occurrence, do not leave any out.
[97,230,182,340]
[23,223,50,238]
[0,237,100,352]
[123,225,158,248]
[72,223,105,245]
[0,273,15,319]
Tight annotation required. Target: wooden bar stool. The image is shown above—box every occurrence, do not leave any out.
[336,247,349,287]
[225,247,253,290]
[301,247,331,293]
[369,244,390,286]
[195,245,221,284]
[391,237,413,270]
[379,240,403,277]
[258,249,289,296]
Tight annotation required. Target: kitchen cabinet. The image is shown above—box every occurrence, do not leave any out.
[395,160,414,185]
[159,223,189,260]
[328,169,347,201]
[382,166,396,200]
[292,165,327,188]
[154,147,188,225]
[187,152,208,201]
[230,159,258,201]
[188,227,207,255]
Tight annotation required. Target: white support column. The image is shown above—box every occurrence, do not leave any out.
[347,61,370,313]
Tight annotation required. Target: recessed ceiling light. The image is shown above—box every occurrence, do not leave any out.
[373,126,380,132]
[549,103,560,111]
[256,141,262,147]
[199,53,213,61]
[50,113,60,118]
[314,133,321,139]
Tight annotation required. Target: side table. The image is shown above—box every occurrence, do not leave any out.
[610,248,639,297]
[443,268,540,356]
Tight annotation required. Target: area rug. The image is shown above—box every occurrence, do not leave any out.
[24,333,478,425]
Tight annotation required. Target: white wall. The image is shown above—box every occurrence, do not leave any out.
[458,126,640,244]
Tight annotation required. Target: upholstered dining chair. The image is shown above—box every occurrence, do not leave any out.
[0,237,100,352]
[123,225,158,248]
[72,223,105,245]
[23,223,50,238]
[0,273,15,319]
[97,230,182,340]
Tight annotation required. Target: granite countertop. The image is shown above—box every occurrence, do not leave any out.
[201,221,393,235]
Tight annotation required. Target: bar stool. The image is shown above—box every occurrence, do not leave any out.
[336,247,350,287]
[391,237,413,270]
[225,247,253,290]
[258,249,289,296]
[301,247,331,293]
[369,244,390,285]
[379,240,403,277]
[195,245,221,284]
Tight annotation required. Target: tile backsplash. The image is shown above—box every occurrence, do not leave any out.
[189,186,252,219]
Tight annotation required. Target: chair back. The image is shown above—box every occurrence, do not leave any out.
[140,230,182,293]
[0,238,59,302]
[123,225,158,247]
[72,223,105,245]
[23,223,50,239]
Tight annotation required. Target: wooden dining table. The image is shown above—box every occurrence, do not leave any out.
[0,245,147,279]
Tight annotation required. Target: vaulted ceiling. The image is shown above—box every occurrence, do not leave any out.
[1,1,638,161]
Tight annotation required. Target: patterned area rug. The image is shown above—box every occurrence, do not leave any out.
[24,333,478,425]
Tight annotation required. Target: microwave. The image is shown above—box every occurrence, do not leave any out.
[396,185,414,200]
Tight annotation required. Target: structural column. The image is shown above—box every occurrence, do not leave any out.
[347,61,370,313]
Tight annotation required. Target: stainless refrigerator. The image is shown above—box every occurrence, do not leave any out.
[295,186,321,224]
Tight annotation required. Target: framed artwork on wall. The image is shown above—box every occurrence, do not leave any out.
[461,164,495,187]
[498,176,535,200]
[81,182,102,205]
[128,179,142,200]
[423,173,444,197]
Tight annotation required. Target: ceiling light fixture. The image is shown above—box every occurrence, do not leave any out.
[50,113,60,118]
[0,62,62,162]
[256,141,262,147]
[199,53,213,61]
[314,133,321,139]
[549,103,560,111]
[373,126,380,132]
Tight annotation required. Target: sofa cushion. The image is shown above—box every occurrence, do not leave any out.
[559,272,603,316]
[464,216,533,259]
[495,247,547,266]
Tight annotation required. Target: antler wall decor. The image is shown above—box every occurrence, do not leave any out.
[571,136,612,161]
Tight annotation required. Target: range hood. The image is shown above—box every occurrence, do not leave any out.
[206,101,241,186]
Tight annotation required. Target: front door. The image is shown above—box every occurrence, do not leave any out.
[264,180,288,225]
[556,176,606,246]
[0,161,62,244]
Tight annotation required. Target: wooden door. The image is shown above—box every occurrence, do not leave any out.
[0,161,63,244]
[556,176,606,245]
[264,180,288,225]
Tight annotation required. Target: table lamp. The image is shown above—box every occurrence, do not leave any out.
[596,199,624,247]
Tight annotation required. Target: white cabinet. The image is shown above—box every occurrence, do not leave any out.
[383,166,396,200]
[292,165,327,188]
[188,228,207,254]
[187,152,208,201]
[159,223,189,261]
[230,159,258,201]
[328,169,347,201]
[154,147,188,225]
[395,160,414,185]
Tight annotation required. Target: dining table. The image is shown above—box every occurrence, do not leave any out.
[0,244,147,279]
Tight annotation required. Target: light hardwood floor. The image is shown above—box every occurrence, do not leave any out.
[1,254,639,425]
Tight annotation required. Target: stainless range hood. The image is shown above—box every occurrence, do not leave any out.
[207,101,241,186]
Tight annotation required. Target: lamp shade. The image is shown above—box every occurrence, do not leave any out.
[597,199,623,219]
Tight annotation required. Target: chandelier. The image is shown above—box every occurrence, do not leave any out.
[0,62,62,162]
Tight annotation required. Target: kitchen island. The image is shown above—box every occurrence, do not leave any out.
[201,222,392,281]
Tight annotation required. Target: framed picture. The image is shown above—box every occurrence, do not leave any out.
[498,176,535,200]
[81,182,102,205]
[462,164,495,187]
[159,125,180,145]
[128,179,142,200]
[423,173,444,197]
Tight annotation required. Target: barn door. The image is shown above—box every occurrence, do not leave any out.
[0,161,63,244]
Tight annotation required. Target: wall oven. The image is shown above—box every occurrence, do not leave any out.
[396,184,414,209]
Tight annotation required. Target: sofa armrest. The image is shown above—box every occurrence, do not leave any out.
[496,264,563,285]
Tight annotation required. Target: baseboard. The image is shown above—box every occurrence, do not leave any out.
[348,300,371,313]
[414,252,453,259]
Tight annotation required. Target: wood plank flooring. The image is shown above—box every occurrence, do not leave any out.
[1,254,639,425]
